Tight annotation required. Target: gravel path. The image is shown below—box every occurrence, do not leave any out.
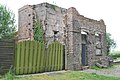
[82,65,120,78]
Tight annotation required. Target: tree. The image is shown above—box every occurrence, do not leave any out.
[0,4,16,39]
[106,33,116,55]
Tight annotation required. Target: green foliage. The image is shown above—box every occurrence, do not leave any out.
[4,71,14,80]
[109,51,120,59]
[90,66,102,70]
[34,18,44,43]
[110,51,120,55]
[4,66,14,80]
[0,4,16,39]
[106,33,116,55]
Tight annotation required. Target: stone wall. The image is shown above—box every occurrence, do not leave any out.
[65,8,81,70]
[66,7,108,67]
[18,5,34,41]
[34,3,66,46]
[18,3,66,44]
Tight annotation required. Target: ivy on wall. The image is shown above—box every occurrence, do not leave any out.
[34,18,44,43]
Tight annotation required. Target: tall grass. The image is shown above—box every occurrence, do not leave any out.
[4,71,14,80]
[4,66,14,80]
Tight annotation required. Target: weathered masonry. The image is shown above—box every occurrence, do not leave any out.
[18,3,109,70]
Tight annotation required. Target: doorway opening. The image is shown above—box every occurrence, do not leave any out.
[81,32,88,66]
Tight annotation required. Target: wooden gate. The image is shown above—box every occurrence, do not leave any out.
[15,41,64,75]
[0,40,15,74]
[45,41,64,72]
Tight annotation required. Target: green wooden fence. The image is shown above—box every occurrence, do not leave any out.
[45,41,64,72]
[15,41,64,75]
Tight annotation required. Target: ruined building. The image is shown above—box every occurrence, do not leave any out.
[18,3,109,70]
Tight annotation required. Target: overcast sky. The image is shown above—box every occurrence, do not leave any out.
[0,0,120,51]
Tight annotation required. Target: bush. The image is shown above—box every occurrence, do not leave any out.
[109,51,120,59]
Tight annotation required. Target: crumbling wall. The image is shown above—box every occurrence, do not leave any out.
[66,7,108,67]
[33,3,66,45]
[18,3,66,45]
[18,5,34,41]
[65,8,81,70]
[42,3,66,45]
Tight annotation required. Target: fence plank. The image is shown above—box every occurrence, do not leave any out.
[15,43,20,74]
[50,44,53,71]
[20,41,25,74]
[49,44,52,71]
[48,44,52,71]
[50,43,53,71]
[15,41,64,75]
[57,42,60,70]
[54,42,56,71]
[60,44,63,70]
[48,44,51,71]
[33,41,37,73]
[53,42,56,71]
[55,42,58,71]
[57,43,59,71]
[28,41,33,73]
[57,43,60,70]
[41,43,45,72]
[36,42,41,72]
[39,43,42,72]
[46,45,49,71]
[24,41,29,74]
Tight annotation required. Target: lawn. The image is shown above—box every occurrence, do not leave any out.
[1,71,119,80]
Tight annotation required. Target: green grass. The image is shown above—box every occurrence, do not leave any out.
[1,71,119,80]
[110,51,120,55]
[109,51,120,59]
